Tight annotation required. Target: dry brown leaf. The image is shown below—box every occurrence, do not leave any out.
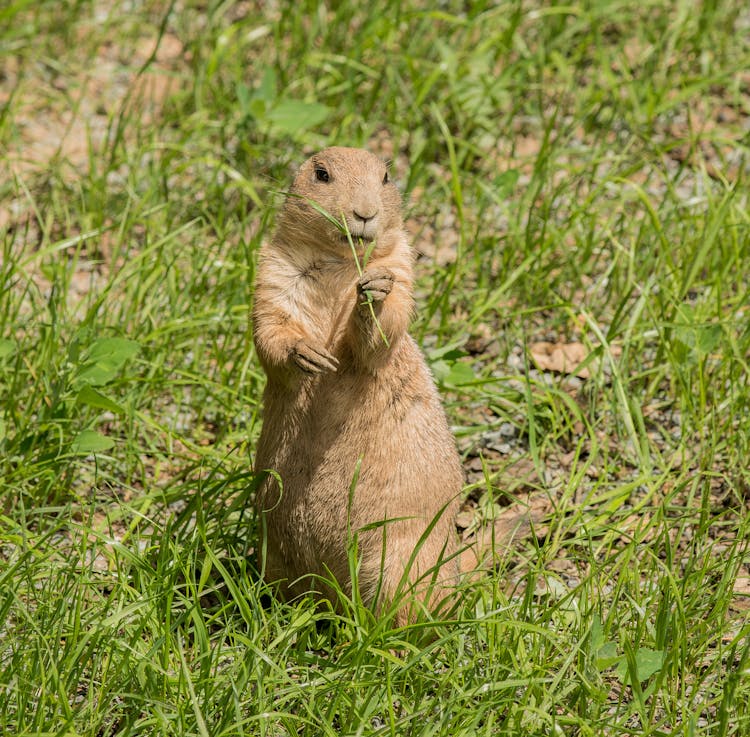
[732,577,750,610]
[461,493,553,573]
[530,340,590,378]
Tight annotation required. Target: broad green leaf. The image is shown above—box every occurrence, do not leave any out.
[595,641,620,670]
[616,647,665,683]
[589,614,605,653]
[427,342,468,361]
[432,358,476,387]
[76,386,126,415]
[266,100,330,135]
[695,324,722,355]
[71,430,115,454]
[73,338,140,388]
[87,337,140,363]
[432,347,468,362]
[445,361,476,387]
[0,339,16,359]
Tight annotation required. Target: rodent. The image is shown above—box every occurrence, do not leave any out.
[252,147,464,624]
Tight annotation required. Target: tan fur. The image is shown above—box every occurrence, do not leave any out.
[253,147,464,624]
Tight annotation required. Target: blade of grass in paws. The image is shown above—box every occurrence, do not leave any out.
[341,218,390,348]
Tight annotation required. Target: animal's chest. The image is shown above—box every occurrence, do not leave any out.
[288,369,382,439]
[262,366,389,481]
[289,263,356,340]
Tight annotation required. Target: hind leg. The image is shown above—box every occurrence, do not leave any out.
[366,528,461,626]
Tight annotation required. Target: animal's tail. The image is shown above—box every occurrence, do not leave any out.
[459,494,551,576]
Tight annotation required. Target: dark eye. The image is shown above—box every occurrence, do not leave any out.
[382,171,389,185]
[315,166,330,183]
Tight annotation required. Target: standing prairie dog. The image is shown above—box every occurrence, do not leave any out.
[253,147,464,623]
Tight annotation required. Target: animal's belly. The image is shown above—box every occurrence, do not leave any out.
[254,358,462,583]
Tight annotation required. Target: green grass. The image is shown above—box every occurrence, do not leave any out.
[1,0,749,734]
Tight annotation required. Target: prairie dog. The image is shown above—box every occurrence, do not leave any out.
[253,147,463,623]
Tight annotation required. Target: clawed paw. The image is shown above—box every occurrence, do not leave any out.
[358,267,394,303]
[292,340,339,374]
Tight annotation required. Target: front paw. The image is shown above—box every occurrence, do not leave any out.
[291,340,339,374]
[357,267,394,303]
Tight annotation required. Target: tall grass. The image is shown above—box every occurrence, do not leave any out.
[1,0,749,734]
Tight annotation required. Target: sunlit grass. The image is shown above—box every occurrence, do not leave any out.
[1,0,749,735]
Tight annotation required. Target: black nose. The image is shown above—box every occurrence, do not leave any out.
[353,210,377,223]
